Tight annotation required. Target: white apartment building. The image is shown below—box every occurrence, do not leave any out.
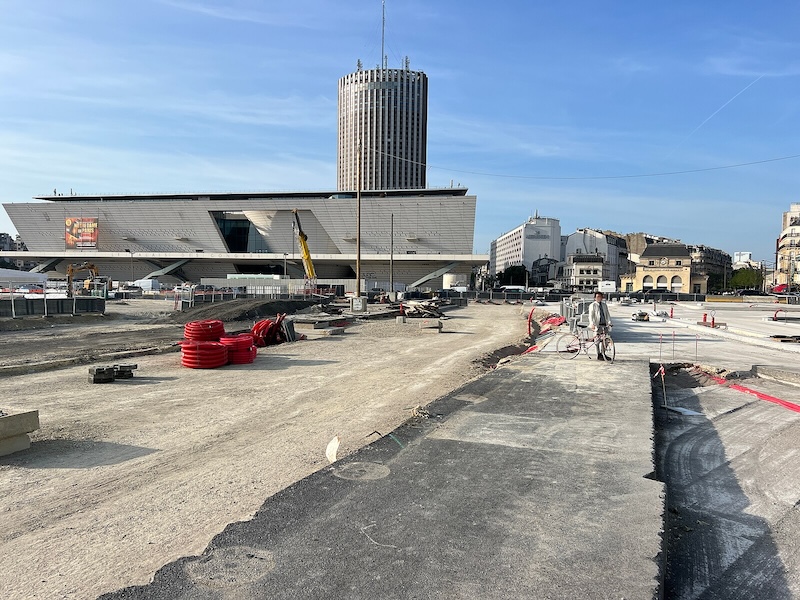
[489,215,561,275]
[559,228,629,290]
[733,251,762,269]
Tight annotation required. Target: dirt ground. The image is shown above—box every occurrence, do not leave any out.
[0,299,536,600]
[0,298,326,370]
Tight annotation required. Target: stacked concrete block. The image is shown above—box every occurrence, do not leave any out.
[89,366,115,384]
[113,364,138,379]
[88,364,138,383]
[0,409,40,457]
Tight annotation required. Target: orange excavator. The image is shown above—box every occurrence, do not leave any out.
[65,262,100,297]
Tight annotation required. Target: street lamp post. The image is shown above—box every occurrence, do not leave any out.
[758,259,778,293]
[124,248,133,283]
[283,253,288,279]
[356,142,362,298]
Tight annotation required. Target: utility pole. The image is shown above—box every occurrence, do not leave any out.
[125,248,133,283]
[390,213,394,297]
[356,142,362,297]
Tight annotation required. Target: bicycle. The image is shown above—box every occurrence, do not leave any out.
[556,325,615,362]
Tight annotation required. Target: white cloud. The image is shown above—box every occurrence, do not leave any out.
[156,0,370,30]
[611,57,655,74]
[157,0,313,27]
[0,51,30,75]
[704,55,800,78]
[430,114,598,162]
[0,133,335,200]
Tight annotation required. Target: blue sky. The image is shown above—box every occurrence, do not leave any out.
[1,1,798,262]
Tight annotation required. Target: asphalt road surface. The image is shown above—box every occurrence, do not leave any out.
[0,300,532,600]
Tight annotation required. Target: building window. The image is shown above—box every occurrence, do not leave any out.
[648,260,655,266]
[676,260,682,266]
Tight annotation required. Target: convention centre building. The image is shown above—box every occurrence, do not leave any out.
[1,187,484,290]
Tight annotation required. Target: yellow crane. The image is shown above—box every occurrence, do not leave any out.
[292,209,317,291]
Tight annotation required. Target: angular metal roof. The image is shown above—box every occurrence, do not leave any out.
[640,243,691,258]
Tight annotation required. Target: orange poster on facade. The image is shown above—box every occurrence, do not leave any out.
[65,217,98,249]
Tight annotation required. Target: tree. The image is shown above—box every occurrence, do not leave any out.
[498,265,529,287]
[707,273,725,291]
[730,267,763,290]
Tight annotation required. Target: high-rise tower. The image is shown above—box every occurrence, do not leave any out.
[337,64,428,191]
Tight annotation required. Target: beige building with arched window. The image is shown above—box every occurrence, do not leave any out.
[620,243,707,294]
[776,203,800,290]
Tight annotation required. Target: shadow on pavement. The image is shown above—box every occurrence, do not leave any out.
[652,364,792,599]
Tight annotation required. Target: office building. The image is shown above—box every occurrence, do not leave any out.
[337,66,428,191]
[489,215,561,275]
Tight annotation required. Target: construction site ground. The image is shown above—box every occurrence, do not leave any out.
[4,298,800,598]
[0,299,531,600]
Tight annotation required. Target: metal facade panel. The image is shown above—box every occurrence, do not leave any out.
[5,192,476,256]
[3,191,479,284]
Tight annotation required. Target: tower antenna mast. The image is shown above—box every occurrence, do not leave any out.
[381,0,386,70]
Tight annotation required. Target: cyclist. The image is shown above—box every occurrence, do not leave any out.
[588,291,613,361]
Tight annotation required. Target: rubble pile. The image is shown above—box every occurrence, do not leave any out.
[400,300,445,318]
